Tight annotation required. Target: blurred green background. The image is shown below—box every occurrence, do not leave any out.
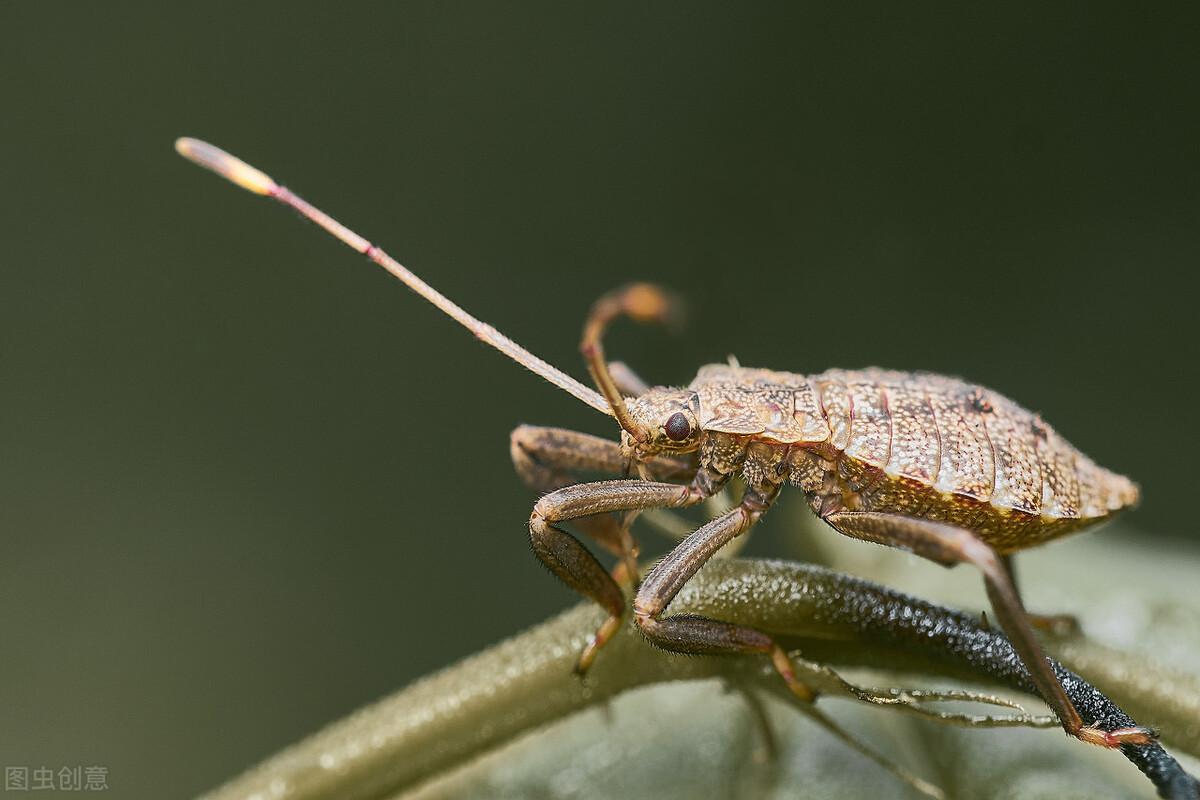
[2,3,1198,797]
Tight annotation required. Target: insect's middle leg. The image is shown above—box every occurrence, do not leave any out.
[530,478,709,673]
[633,490,817,702]
[822,511,1154,749]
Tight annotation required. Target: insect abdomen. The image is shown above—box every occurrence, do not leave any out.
[808,369,1138,551]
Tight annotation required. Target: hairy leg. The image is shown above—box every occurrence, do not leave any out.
[530,478,711,672]
[1001,553,1080,635]
[823,511,1153,749]
[633,486,816,701]
[511,425,693,582]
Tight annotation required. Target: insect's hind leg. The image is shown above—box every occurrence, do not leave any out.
[530,479,708,673]
[1000,554,1080,635]
[633,491,817,702]
[822,511,1154,749]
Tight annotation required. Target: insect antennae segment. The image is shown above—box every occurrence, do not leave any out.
[174,137,613,417]
[580,283,678,443]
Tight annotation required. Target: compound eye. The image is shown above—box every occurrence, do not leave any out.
[664,412,692,442]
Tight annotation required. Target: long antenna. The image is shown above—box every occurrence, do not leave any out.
[174,137,614,417]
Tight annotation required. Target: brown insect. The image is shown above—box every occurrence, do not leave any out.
[176,138,1151,752]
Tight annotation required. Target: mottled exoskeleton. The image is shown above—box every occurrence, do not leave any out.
[176,138,1153,755]
[659,364,1137,552]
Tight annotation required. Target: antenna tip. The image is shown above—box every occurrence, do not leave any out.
[621,282,685,329]
[175,137,277,196]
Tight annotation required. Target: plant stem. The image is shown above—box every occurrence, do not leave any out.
[200,559,1198,800]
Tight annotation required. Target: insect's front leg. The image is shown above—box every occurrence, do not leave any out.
[510,425,693,488]
[511,425,694,585]
[632,484,818,702]
[530,478,710,673]
[821,511,1155,749]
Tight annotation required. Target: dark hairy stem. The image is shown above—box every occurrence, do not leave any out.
[201,559,1198,800]
[745,560,1198,799]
